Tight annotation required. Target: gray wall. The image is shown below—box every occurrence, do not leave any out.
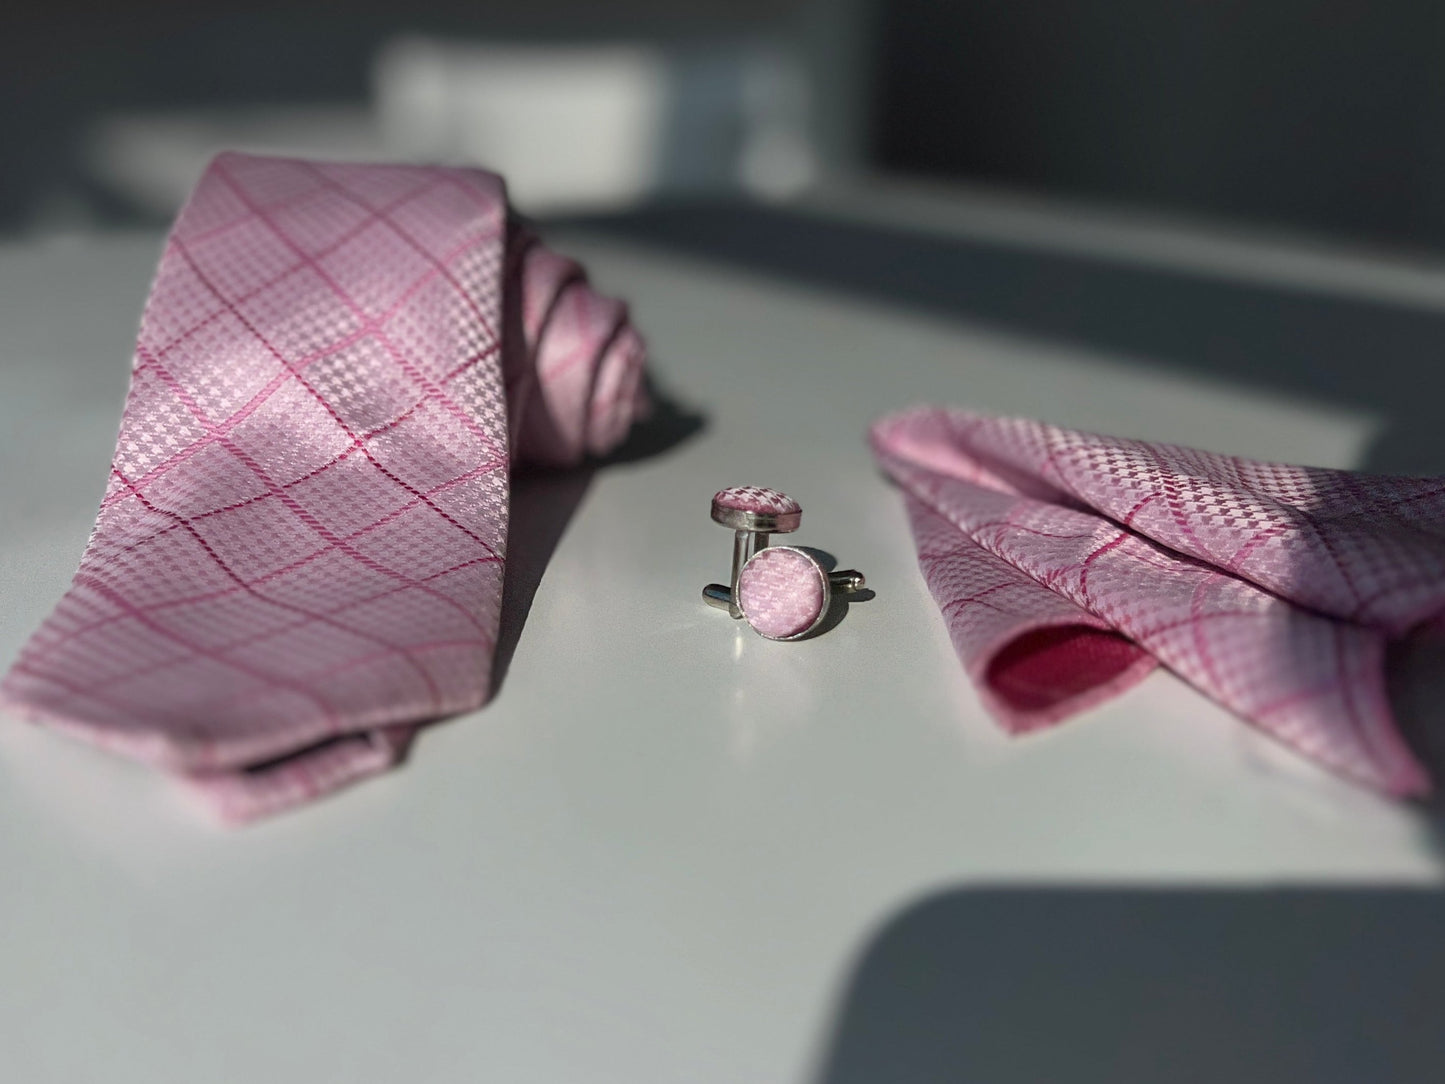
[874,1,1445,250]
[0,0,809,230]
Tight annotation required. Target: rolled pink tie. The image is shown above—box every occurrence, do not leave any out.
[872,406,1445,796]
[0,152,648,822]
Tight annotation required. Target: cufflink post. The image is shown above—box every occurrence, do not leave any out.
[710,487,803,618]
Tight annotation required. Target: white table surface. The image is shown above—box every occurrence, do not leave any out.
[3,187,1445,1083]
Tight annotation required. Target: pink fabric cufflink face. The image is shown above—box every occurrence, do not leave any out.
[737,545,830,641]
[712,485,803,520]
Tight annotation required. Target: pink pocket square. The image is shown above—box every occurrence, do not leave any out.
[872,406,1445,796]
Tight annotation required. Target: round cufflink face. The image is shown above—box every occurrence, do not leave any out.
[736,545,831,641]
[711,485,802,534]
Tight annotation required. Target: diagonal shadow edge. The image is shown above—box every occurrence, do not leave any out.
[812,884,1445,1084]
[557,200,1445,475]
[490,378,706,700]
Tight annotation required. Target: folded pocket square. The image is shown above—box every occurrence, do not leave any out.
[871,406,1445,796]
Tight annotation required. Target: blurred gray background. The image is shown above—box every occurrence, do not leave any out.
[873,0,1445,253]
[6,0,1445,252]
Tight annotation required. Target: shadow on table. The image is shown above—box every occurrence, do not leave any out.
[813,886,1445,1084]
[562,201,1445,474]
[1389,631,1445,863]
[795,545,875,639]
[490,379,705,697]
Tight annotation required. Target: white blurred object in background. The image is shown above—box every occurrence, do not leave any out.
[84,106,383,221]
[737,45,818,200]
[375,39,668,213]
[374,36,818,212]
[84,35,820,220]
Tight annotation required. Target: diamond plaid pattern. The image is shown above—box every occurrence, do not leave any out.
[872,407,1445,796]
[0,152,648,822]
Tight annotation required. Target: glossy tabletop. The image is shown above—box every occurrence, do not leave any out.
[4,182,1445,1082]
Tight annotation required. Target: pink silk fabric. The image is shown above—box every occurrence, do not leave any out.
[872,406,1445,797]
[737,547,827,640]
[0,152,648,822]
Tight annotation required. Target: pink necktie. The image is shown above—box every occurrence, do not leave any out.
[872,406,1445,796]
[0,152,648,822]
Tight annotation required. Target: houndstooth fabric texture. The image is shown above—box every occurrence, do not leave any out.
[712,485,801,516]
[872,406,1445,796]
[0,152,648,822]
[738,547,825,640]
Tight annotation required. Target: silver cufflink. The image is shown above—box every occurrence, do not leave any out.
[703,486,866,640]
